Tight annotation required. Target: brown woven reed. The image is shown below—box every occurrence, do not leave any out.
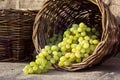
[0,9,38,62]
[33,0,120,71]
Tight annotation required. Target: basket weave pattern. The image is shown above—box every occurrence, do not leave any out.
[33,0,120,71]
[0,9,38,62]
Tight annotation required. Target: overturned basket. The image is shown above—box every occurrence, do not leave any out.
[33,0,120,71]
[0,9,38,62]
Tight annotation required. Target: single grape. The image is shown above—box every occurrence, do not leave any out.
[72,48,76,53]
[84,53,89,58]
[50,58,56,64]
[71,44,77,48]
[81,32,86,37]
[91,35,97,39]
[92,27,96,33]
[86,27,91,32]
[80,48,86,53]
[90,45,96,51]
[58,61,64,67]
[65,53,71,58]
[46,55,52,60]
[51,45,59,51]
[76,58,82,63]
[66,39,72,44]
[66,44,71,49]
[33,66,38,72]
[84,36,90,41]
[79,22,86,29]
[28,67,34,74]
[30,62,37,67]
[92,40,99,45]
[75,52,81,58]
[64,60,71,66]
[60,56,66,62]
[78,37,84,43]
[83,43,90,49]
[44,45,51,51]
[53,55,59,61]
[61,46,67,52]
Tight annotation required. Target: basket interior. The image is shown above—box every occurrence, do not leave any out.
[36,0,102,49]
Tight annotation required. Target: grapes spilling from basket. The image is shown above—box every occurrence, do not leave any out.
[23,22,100,74]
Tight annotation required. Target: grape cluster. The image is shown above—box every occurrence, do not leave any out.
[23,22,100,74]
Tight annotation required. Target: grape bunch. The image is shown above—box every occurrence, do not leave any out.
[23,22,100,74]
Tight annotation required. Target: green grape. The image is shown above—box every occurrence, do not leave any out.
[46,55,52,60]
[86,27,91,32]
[95,31,100,36]
[92,27,96,33]
[42,52,49,57]
[45,45,51,51]
[90,45,96,51]
[35,59,42,64]
[39,65,44,70]
[33,66,38,72]
[51,45,59,51]
[64,60,71,66]
[84,53,89,58]
[76,58,82,63]
[81,32,86,37]
[80,48,86,53]
[61,46,67,52]
[28,67,34,74]
[70,53,76,59]
[36,55,40,59]
[72,48,76,53]
[92,40,99,45]
[72,24,79,28]
[75,52,81,58]
[79,22,86,29]
[52,51,58,56]
[58,61,64,67]
[36,68,42,74]
[91,35,97,39]
[83,43,90,49]
[58,42,63,48]
[73,36,78,42]
[76,45,81,50]
[64,30,71,36]
[78,37,84,43]
[23,69,29,74]
[53,55,59,61]
[73,30,79,34]
[71,44,77,48]
[30,62,37,67]
[50,58,56,64]
[60,56,66,62]
[65,53,71,58]
[89,39,93,44]
[66,44,71,49]
[66,39,72,44]
[75,34,81,38]
[84,36,90,41]
[63,37,68,41]
[47,50,52,54]
[39,53,45,58]
[86,48,91,54]
[68,35,74,40]
[58,52,63,57]
[78,27,83,32]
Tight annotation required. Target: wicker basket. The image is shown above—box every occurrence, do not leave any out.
[33,0,120,71]
[0,9,38,62]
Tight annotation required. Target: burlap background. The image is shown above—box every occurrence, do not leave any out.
[0,0,119,23]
